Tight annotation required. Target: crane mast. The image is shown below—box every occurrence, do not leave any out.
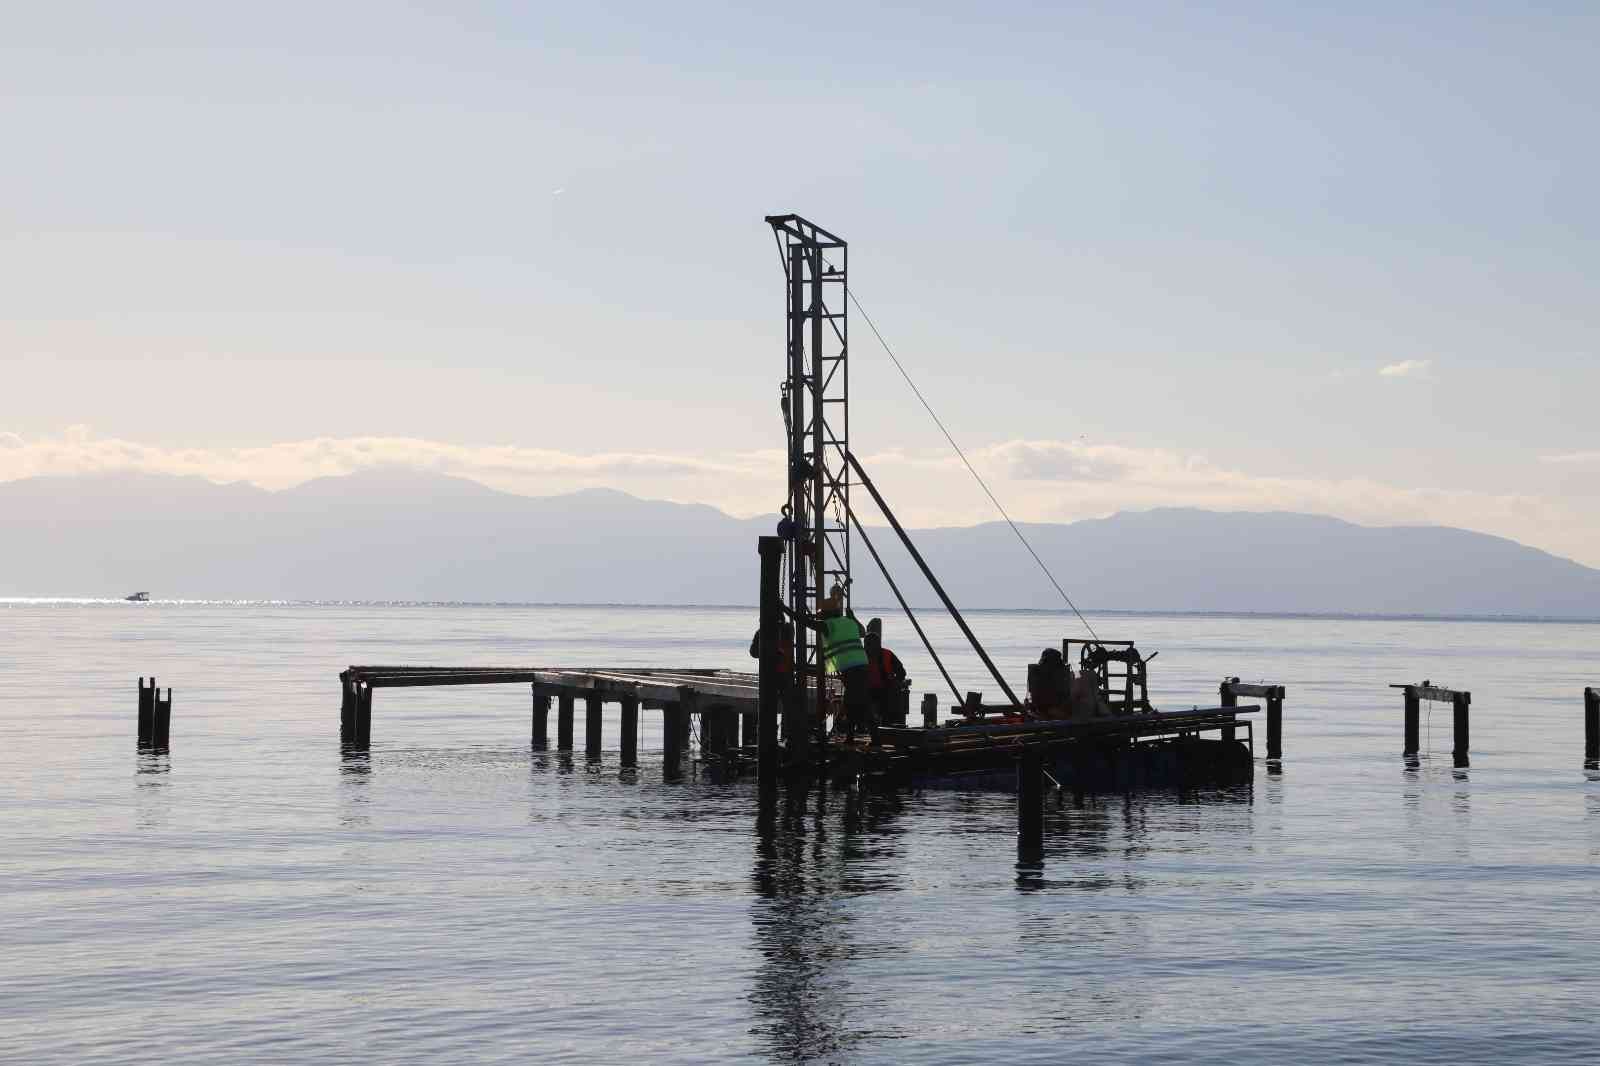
[766,214,850,726]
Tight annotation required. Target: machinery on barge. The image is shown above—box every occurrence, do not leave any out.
[761,214,1254,785]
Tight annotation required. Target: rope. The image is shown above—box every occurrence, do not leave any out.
[845,287,1099,642]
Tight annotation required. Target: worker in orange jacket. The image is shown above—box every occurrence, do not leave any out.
[863,618,908,728]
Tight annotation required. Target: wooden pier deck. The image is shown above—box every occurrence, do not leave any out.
[338,664,1258,786]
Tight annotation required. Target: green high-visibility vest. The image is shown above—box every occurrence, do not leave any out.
[820,616,868,673]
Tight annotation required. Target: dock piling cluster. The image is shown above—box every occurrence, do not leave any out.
[339,670,372,746]
[137,677,172,748]
[1221,679,1286,760]
[1395,683,1471,767]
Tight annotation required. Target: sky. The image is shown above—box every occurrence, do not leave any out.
[5,2,1599,564]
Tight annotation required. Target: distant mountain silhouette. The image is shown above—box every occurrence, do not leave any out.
[3,469,1598,618]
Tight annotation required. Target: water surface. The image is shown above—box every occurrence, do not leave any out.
[4,602,1598,1063]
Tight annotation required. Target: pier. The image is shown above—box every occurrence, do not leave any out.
[336,662,1259,787]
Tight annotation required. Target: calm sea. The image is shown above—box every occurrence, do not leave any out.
[3,601,1598,1064]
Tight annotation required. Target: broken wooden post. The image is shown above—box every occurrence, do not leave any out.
[153,687,172,747]
[1017,747,1044,849]
[1586,687,1599,766]
[620,694,639,767]
[585,694,603,757]
[531,685,549,748]
[921,693,938,729]
[342,672,358,739]
[1452,691,1470,768]
[557,692,574,751]
[137,677,155,745]
[1265,687,1284,761]
[355,682,372,747]
[340,671,356,743]
[1403,686,1420,757]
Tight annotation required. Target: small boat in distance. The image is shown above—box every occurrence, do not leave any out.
[125,592,150,602]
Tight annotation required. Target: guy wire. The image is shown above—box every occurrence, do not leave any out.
[845,286,1099,642]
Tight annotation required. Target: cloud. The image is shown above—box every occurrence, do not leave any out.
[1378,359,1431,378]
[1540,451,1600,465]
[857,437,1597,565]
[4,428,1596,565]
[0,428,786,516]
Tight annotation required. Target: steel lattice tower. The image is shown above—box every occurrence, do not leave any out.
[766,214,849,704]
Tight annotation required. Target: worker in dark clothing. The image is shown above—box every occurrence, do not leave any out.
[747,620,795,675]
[863,618,908,727]
[1028,647,1073,719]
[1028,646,1109,719]
[782,585,871,740]
[749,618,800,746]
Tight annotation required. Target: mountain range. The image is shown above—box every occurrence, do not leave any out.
[3,469,1598,618]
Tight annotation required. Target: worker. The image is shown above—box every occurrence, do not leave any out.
[1028,647,1073,719]
[782,585,871,740]
[863,618,908,727]
[747,619,795,676]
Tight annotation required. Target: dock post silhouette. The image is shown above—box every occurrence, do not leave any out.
[1585,687,1599,767]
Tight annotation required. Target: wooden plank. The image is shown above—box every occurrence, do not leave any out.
[364,671,550,688]
[1226,682,1284,698]
[540,669,769,705]
[1389,683,1466,703]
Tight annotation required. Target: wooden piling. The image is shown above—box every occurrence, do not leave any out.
[1452,691,1470,768]
[531,685,549,748]
[557,692,574,751]
[355,682,372,747]
[153,688,172,747]
[757,537,784,782]
[1403,687,1420,757]
[663,700,685,777]
[1017,747,1044,849]
[585,694,603,757]
[1265,687,1284,761]
[701,705,727,761]
[1219,678,1238,743]
[137,677,154,745]
[340,671,355,743]
[1585,687,1599,766]
[621,694,639,766]
[922,693,938,729]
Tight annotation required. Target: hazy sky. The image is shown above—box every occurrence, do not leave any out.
[6,2,1598,564]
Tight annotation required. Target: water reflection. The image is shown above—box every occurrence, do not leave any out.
[748,781,857,1063]
[135,748,171,778]
[338,748,371,829]
[135,748,171,829]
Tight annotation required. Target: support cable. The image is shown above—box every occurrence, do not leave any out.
[845,505,963,708]
[846,288,1099,642]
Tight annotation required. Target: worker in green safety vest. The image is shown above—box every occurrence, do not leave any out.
[784,584,873,741]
